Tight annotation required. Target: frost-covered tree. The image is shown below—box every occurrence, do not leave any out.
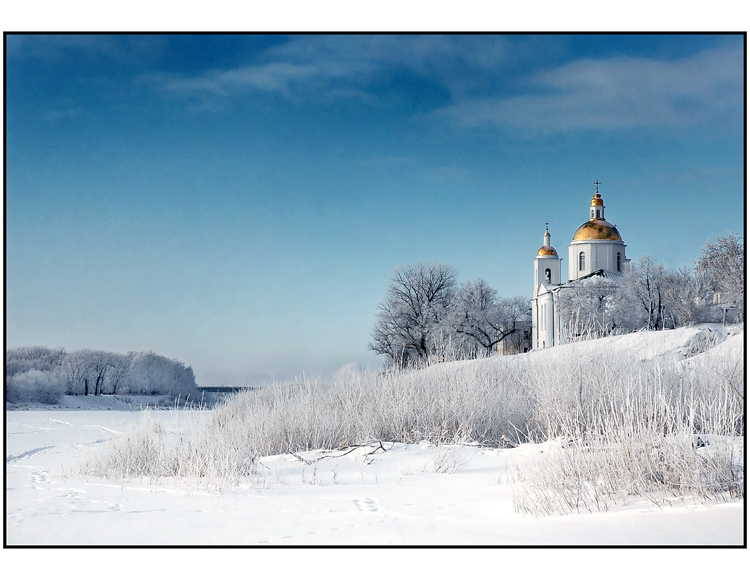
[695,232,744,322]
[5,346,67,404]
[662,267,705,327]
[88,351,123,396]
[60,350,97,395]
[447,279,529,357]
[123,351,198,397]
[6,346,66,377]
[369,262,457,368]
[613,256,670,331]
[555,258,699,339]
[7,345,199,401]
[6,369,64,405]
[57,350,127,396]
[556,275,619,340]
[87,351,131,395]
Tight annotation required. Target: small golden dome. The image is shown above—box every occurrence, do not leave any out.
[573,219,622,241]
[537,246,558,256]
[590,193,604,206]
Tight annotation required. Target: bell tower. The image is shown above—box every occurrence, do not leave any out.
[534,223,561,293]
[532,224,562,349]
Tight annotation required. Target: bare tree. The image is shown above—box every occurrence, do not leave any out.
[695,232,744,322]
[557,275,620,340]
[613,256,670,331]
[663,267,704,327]
[369,262,457,368]
[448,279,530,357]
[98,352,131,395]
[60,350,126,396]
[90,351,113,396]
[60,350,96,395]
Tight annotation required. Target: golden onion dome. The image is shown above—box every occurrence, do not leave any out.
[537,245,558,256]
[573,219,622,241]
[591,193,604,206]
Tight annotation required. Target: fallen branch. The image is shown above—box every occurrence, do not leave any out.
[289,451,315,465]
[288,441,389,464]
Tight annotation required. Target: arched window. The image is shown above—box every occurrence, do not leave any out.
[544,268,551,283]
[617,252,621,272]
[579,251,586,271]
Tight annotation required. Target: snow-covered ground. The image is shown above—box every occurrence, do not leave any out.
[4,326,745,549]
[5,408,743,546]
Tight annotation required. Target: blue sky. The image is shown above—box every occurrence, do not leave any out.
[5,34,745,385]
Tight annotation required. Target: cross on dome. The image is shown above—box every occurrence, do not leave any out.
[537,222,557,256]
[590,180,604,207]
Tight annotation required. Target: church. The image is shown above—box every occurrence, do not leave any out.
[532,183,628,349]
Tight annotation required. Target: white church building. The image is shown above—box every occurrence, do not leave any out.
[532,184,627,349]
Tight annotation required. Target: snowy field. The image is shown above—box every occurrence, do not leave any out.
[5,408,744,546]
[4,326,746,552]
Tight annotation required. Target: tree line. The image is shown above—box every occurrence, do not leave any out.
[6,347,199,405]
[369,232,743,368]
[368,262,530,368]
[556,233,744,340]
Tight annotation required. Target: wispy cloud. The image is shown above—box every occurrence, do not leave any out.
[144,36,742,134]
[147,35,517,107]
[153,60,368,102]
[433,45,743,132]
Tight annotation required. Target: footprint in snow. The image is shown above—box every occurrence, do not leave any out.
[353,498,379,513]
[6,446,56,463]
[61,488,87,500]
[31,469,51,485]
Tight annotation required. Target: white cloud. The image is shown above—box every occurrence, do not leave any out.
[433,45,743,133]
[145,37,742,135]
[148,35,516,105]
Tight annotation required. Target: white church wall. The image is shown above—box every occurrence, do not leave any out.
[569,240,626,281]
[532,290,556,349]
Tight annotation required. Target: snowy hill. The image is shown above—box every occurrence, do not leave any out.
[5,325,744,546]
[533,323,738,361]
[8,324,741,413]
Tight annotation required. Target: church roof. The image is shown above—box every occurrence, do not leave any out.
[537,245,558,256]
[552,269,621,291]
[572,219,622,241]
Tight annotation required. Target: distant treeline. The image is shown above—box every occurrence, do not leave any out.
[6,347,199,405]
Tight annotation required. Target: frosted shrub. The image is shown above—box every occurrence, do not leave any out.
[511,431,743,516]
[85,357,534,483]
[6,369,64,405]
[202,357,533,457]
[86,326,743,505]
[80,412,259,485]
[510,333,744,515]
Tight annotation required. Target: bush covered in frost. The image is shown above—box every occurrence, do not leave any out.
[86,326,743,510]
